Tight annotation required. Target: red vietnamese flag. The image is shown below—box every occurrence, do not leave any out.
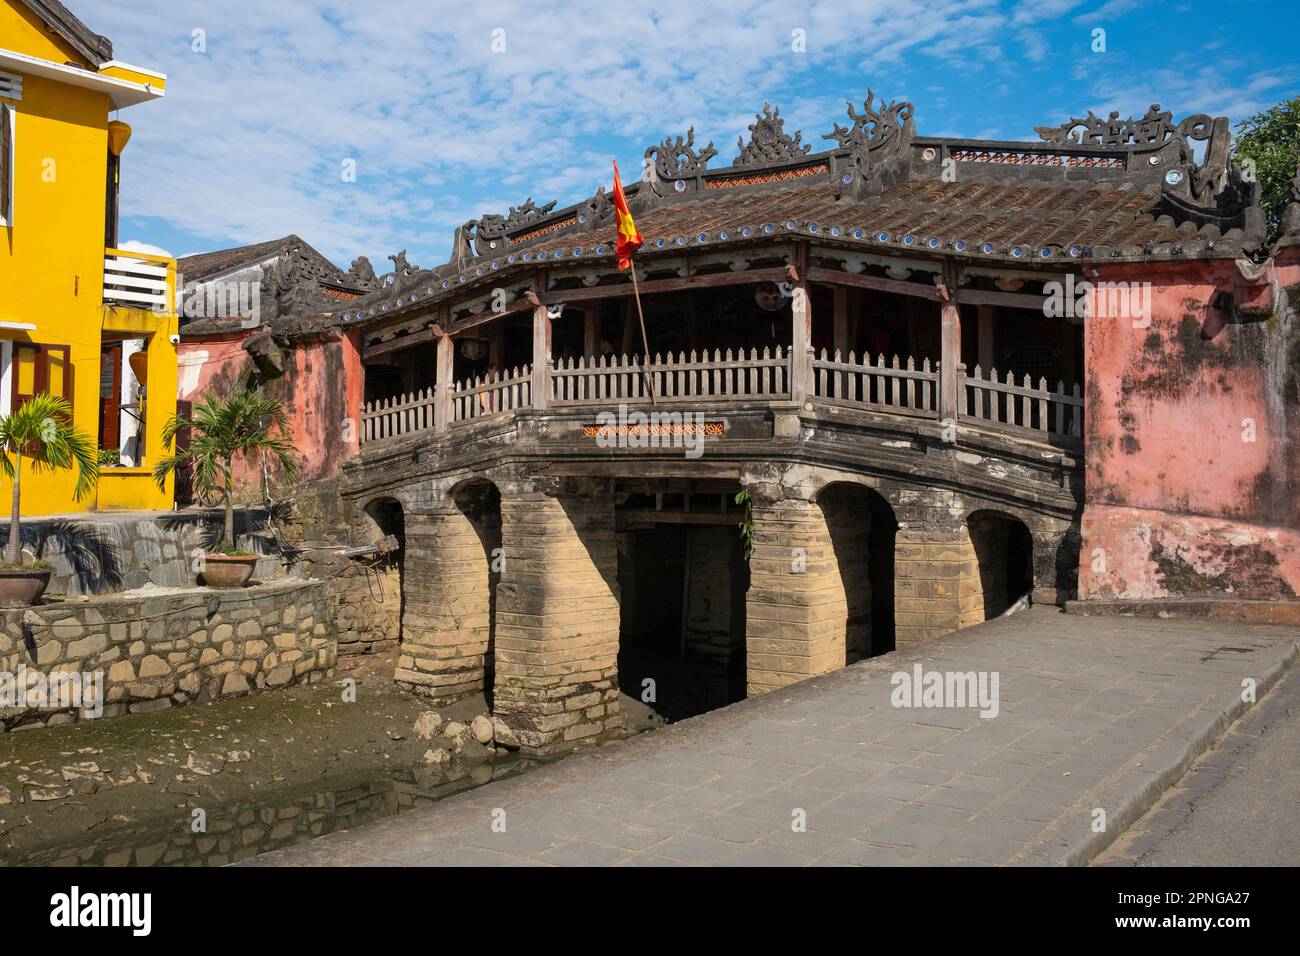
[612,160,643,270]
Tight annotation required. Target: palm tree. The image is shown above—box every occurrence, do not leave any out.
[0,393,99,567]
[154,390,300,550]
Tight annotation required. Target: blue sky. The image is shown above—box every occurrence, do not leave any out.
[76,0,1296,272]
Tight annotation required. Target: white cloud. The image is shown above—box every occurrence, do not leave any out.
[73,0,1025,268]
[115,239,174,258]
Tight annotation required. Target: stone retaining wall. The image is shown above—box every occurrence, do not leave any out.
[0,578,336,730]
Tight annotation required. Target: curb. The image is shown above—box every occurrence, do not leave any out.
[1043,638,1298,866]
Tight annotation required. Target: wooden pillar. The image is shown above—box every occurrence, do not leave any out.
[620,299,636,355]
[582,307,599,359]
[433,330,454,433]
[978,304,995,372]
[532,302,551,409]
[488,322,505,368]
[832,285,849,358]
[939,261,961,421]
[790,247,811,405]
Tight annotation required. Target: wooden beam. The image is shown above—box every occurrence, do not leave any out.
[955,287,1048,312]
[542,266,789,304]
[621,511,742,526]
[362,323,442,359]
[806,265,943,302]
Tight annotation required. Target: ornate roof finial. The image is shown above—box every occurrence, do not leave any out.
[822,89,915,152]
[734,102,811,166]
[646,127,718,181]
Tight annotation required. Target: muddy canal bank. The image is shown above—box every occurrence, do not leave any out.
[0,653,554,866]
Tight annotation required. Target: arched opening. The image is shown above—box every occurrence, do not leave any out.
[449,480,502,709]
[358,497,405,655]
[967,510,1034,620]
[818,482,898,661]
[614,480,748,724]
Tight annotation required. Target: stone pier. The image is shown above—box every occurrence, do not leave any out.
[394,489,498,704]
[744,495,847,694]
[492,479,623,754]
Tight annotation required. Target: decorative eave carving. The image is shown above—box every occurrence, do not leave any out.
[450,197,561,259]
[1034,104,1176,147]
[1034,104,1250,224]
[343,256,381,292]
[645,127,718,197]
[734,103,811,167]
[822,90,915,152]
[257,240,362,322]
[821,90,916,202]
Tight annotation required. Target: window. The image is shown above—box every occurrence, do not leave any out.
[0,101,13,227]
[10,344,73,413]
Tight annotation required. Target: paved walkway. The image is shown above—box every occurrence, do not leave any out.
[250,607,1297,866]
[1098,664,1300,866]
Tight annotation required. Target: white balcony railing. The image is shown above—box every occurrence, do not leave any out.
[358,349,1083,449]
[103,249,171,311]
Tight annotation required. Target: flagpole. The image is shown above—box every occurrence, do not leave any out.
[629,260,657,405]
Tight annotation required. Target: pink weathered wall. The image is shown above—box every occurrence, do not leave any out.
[1079,255,1299,601]
[177,328,364,494]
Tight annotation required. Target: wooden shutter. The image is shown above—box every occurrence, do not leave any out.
[0,105,12,224]
[11,344,73,413]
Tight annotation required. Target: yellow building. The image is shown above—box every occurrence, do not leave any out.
[0,0,176,515]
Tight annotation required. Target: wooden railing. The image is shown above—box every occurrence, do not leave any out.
[812,350,938,416]
[361,388,437,443]
[959,364,1082,441]
[451,365,532,423]
[551,347,789,405]
[358,350,1083,449]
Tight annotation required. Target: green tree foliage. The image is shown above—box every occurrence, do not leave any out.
[1232,96,1300,243]
[154,390,300,551]
[0,394,99,567]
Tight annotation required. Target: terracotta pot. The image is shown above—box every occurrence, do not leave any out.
[200,553,258,589]
[0,569,52,607]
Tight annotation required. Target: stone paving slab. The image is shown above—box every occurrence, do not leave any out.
[247,607,1298,867]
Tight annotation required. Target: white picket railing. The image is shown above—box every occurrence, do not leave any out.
[103,250,171,311]
[358,351,1084,448]
[812,350,938,416]
[551,347,789,404]
[361,388,437,443]
[451,365,532,423]
[959,364,1082,441]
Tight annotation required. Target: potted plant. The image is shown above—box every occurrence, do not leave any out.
[154,390,299,588]
[0,393,99,606]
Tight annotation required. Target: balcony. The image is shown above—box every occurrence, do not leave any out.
[103,248,174,313]
[360,347,1082,450]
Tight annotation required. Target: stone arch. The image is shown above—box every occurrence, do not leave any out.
[353,496,406,655]
[815,481,899,660]
[966,509,1034,620]
[361,496,406,549]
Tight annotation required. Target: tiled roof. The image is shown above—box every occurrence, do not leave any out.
[177,236,303,284]
[519,176,1239,263]
[23,0,113,65]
